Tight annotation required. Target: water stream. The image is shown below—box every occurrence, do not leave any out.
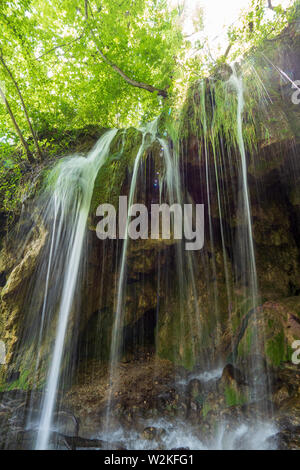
[35,130,117,449]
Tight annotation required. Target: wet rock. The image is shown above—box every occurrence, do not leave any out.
[212,63,233,82]
[236,300,300,368]
[62,435,126,451]
[270,428,300,450]
[141,426,166,441]
[187,378,202,399]
[273,385,290,406]
[0,223,48,384]
[220,364,247,387]
[185,378,203,421]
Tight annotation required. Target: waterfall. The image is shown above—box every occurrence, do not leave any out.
[229,67,258,302]
[158,138,202,369]
[35,129,117,450]
[229,67,270,404]
[1,53,297,450]
[105,120,158,426]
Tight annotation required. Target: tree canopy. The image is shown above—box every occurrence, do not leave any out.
[0,0,298,215]
[0,0,183,144]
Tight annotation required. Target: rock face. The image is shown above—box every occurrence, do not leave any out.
[0,15,300,450]
[0,218,48,387]
[154,15,300,371]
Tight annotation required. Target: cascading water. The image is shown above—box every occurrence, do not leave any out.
[109,121,159,366]
[1,39,299,450]
[158,137,203,370]
[229,67,258,308]
[228,66,273,411]
[228,68,263,403]
[105,121,158,426]
[99,66,275,446]
[34,129,117,449]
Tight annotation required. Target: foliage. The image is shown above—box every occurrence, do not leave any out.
[227,0,297,60]
[167,0,298,103]
[0,0,183,138]
[0,144,23,213]
[0,0,297,145]
[0,0,184,208]
[0,0,298,216]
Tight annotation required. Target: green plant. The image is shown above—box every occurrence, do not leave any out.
[225,386,247,407]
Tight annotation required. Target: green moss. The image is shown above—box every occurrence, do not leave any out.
[202,402,212,418]
[246,326,254,351]
[177,77,262,159]
[265,330,288,366]
[194,393,204,405]
[157,289,198,370]
[89,128,143,219]
[0,369,31,392]
[237,323,254,359]
[224,386,247,407]
[231,297,253,334]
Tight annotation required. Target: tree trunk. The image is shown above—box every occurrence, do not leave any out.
[0,84,34,163]
[0,52,43,160]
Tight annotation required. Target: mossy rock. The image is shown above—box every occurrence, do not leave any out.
[156,287,198,371]
[236,299,300,367]
[89,127,146,223]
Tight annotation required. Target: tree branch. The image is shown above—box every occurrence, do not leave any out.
[85,0,168,98]
[0,49,43,160]
[39,0,169,100]
[90,31,168,98]
[35,33,85,60]
[0,84,34,163]
[223,43,232,59]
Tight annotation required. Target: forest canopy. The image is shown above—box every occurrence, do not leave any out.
[0,1,183,136]
[0,0,297,213]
